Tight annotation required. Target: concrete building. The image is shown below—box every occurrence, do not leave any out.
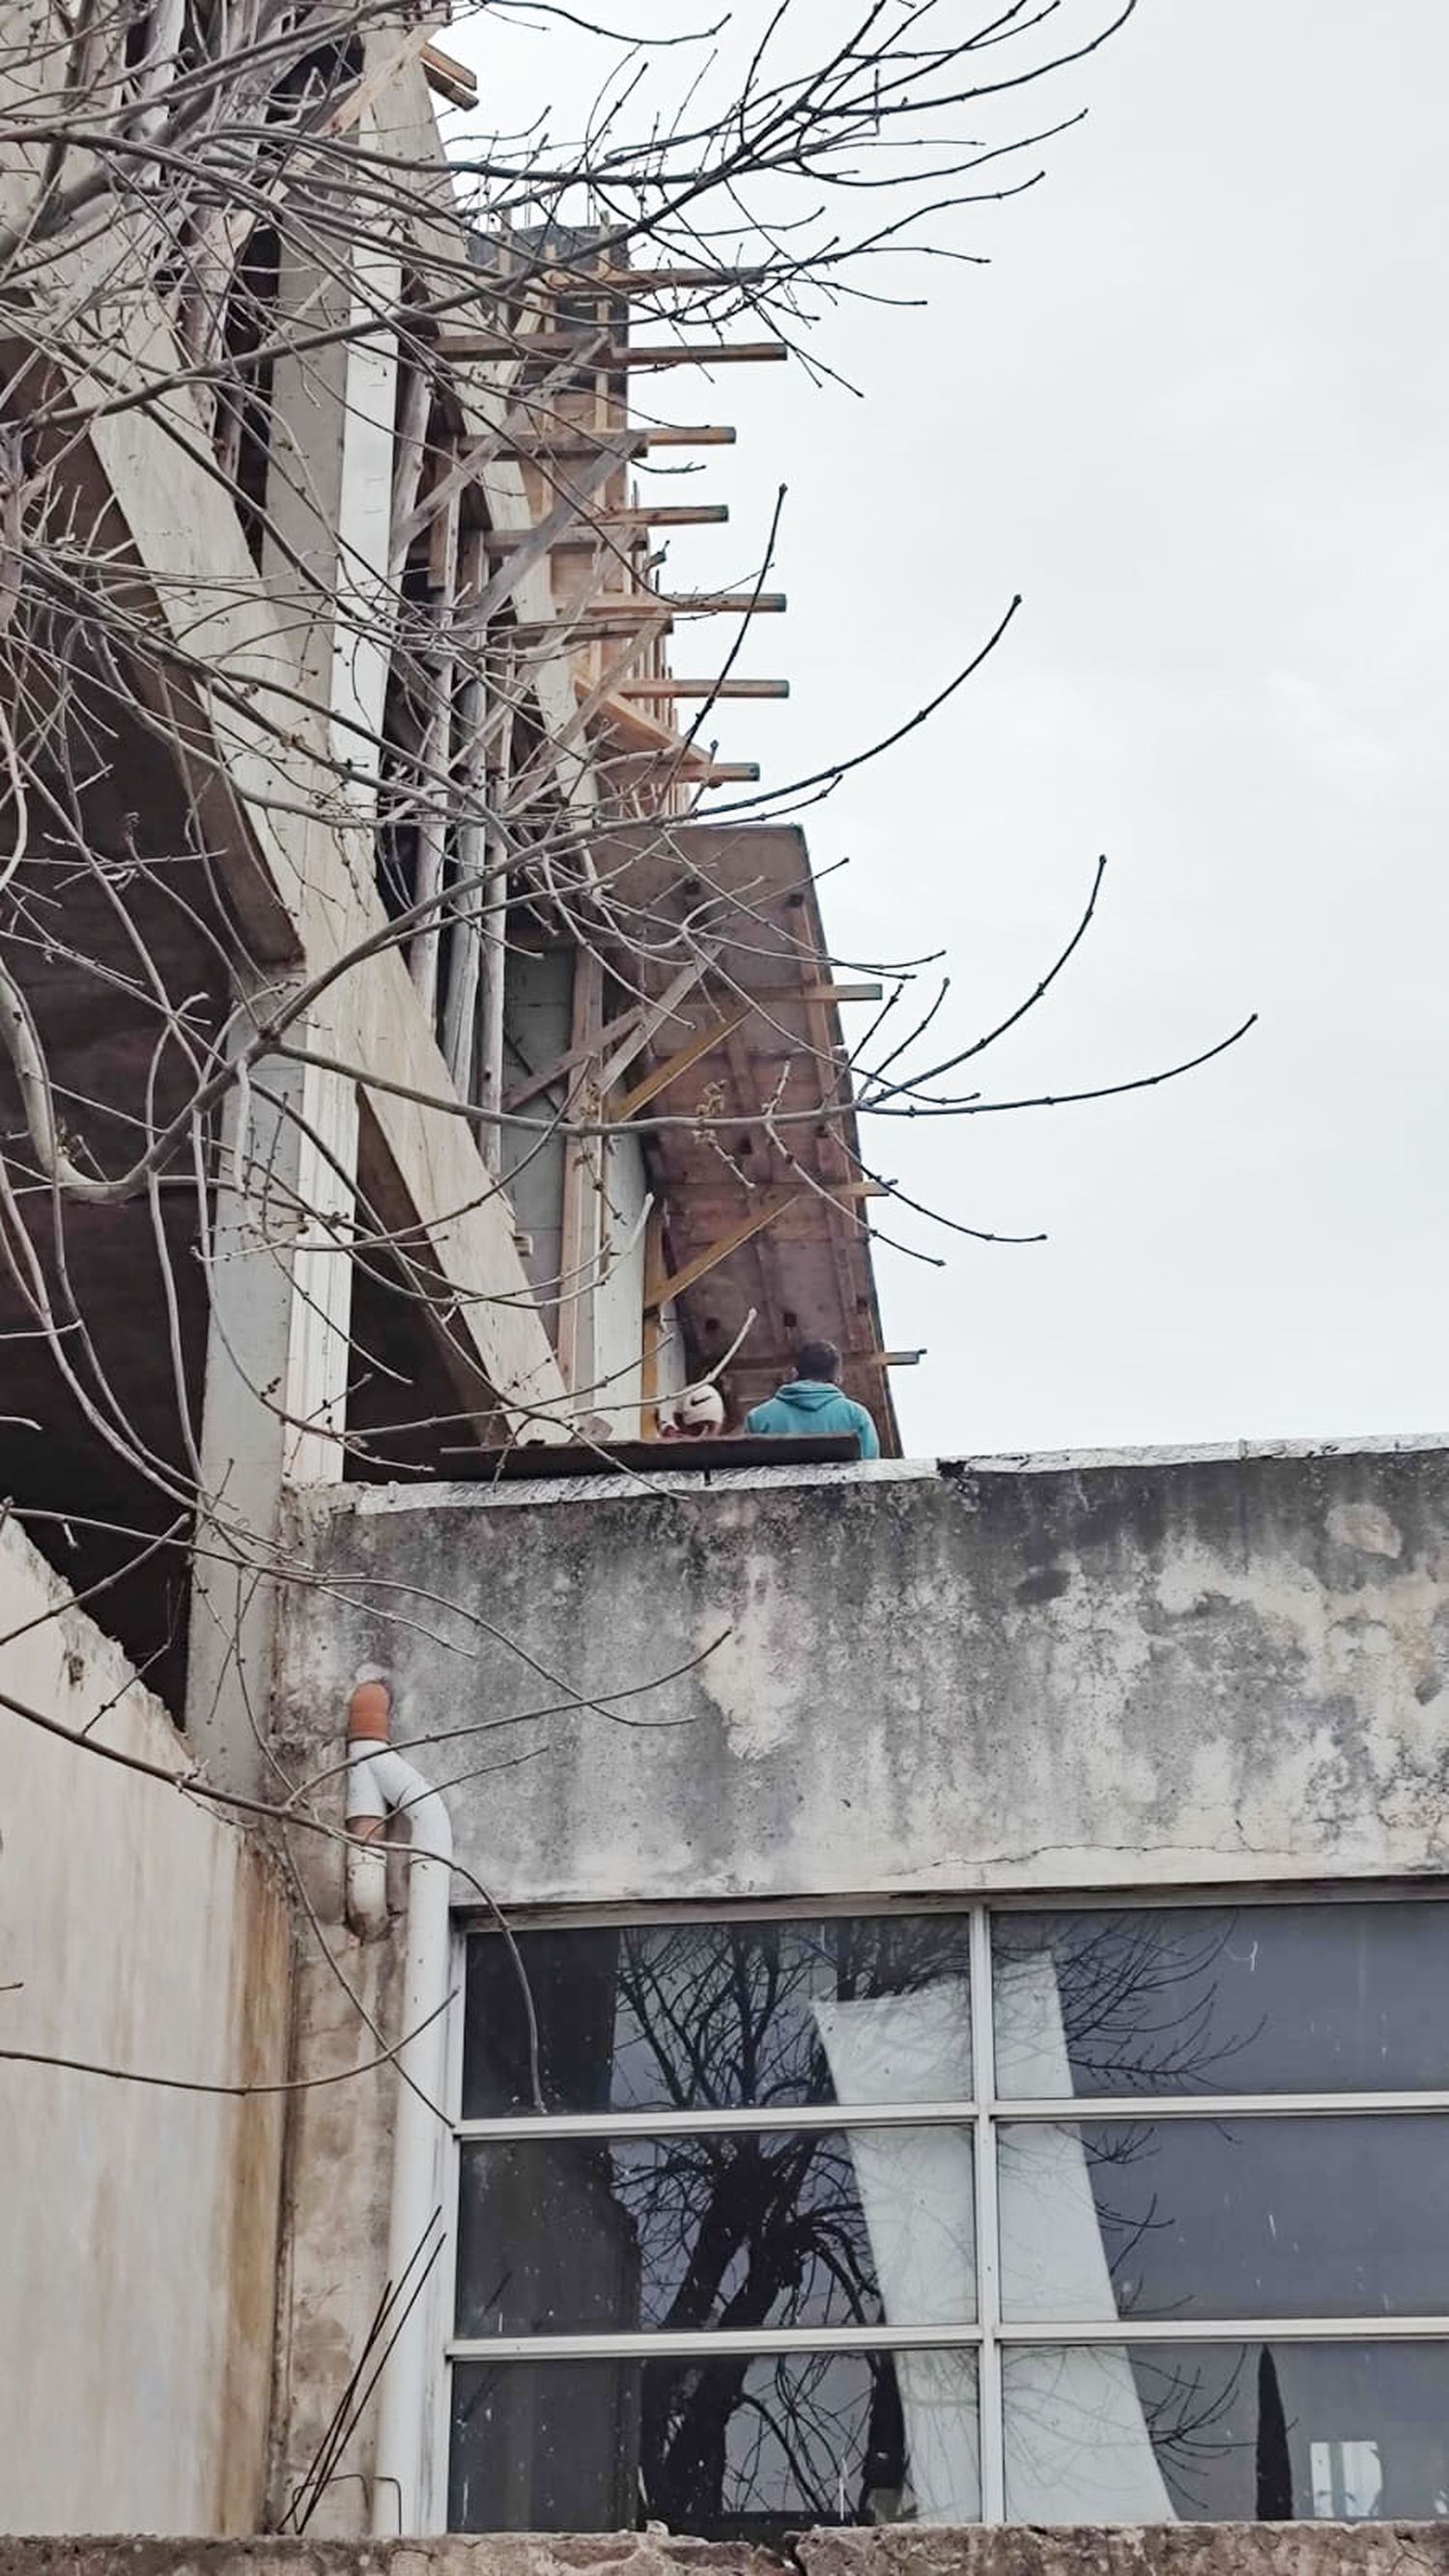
[265,1435,1449,2541]
[5,14,1449,2570]
[9,1419,1449,2543]
[0,6,895,2544]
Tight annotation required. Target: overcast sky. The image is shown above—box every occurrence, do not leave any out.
[464,2,1449,1458]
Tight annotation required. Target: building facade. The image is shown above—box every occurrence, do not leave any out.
[260,1435,1449,2540]
[4,7,1448,2561]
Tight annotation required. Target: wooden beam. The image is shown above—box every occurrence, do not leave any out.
[600,504,730,529]
[396,339,614,554]
[873,1349,926,1367]
[487,426,736,460]
[618,677,789,700]
[655,1175,886,1207]
[471,266,770,296]
[596,956,712,1096]
[584,591,785,618]
[452,439,631,638]
[421,42,477,106]
[596,688,756,778]
[438,334,787,369]
[800,982,884,1004]
[479,503,728,552]
[556,948,605,1394]
[515,614,674,646]
[613,1004,753,1119]
[501,1006,644,1114]
[647,1196,799,1311]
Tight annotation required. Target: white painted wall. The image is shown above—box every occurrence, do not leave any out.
[0,1519,291,2534]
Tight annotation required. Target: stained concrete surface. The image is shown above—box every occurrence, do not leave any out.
[0,1520,292,2534]
[278,1441,1449,1906]
[4,2528,1449,2576]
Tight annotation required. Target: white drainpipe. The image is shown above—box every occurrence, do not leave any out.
[345,1672,454,2537]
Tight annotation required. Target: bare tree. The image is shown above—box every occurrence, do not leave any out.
[0,6,1264,2468]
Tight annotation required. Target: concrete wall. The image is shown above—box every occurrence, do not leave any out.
[267,1437,1449,2539]
[0,1520,292,2534]
[266,1802,406,2541]
[7,2527,1449,2576]
[277,1439,1449,1909]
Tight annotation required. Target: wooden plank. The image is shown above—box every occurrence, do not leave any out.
[514,614,674,646]
[596,956,711,1096]
[596,688,755,776]
[451,439,630,637]
[613,1004,753,1119]
[422,42,478,106]
[597,504,730,529]
[487,426,735,461]
[583,591,785,618]
[502,1007,643,1114]
[873,1349,926,1367]
[647,1196,798,1310]
[437,334,787,369]
[556,947,605,1395]
[482,505,728,549]
[477,687,514,1173]
[618,677,788,700]
[508,629,664,813]
[800,982,884,1004]
[396,341,614,553]
[643,426,737,447]
[469,266,770,296]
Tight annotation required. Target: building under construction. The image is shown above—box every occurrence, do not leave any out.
[6,17,1449,2572]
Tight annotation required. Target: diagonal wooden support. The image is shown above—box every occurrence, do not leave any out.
[613,1002,753,1120]
[501,1006,644,1114]
[392,340,614,556]
[646,1195,799,1310]
[595,954,716,1097]
[452,439,632,638]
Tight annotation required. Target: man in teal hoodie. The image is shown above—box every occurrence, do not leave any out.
[744,1337,881,1459]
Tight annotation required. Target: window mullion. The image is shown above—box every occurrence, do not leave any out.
[971,1904,1005,2524]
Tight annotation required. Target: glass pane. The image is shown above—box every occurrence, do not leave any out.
[998,2116,1449,2322]
[450,2348,980,2535]
[1004,2341,1449,2523]
[456,2126,977,2334]
[463,1914,974,2116]
[992,1902,1449,2099]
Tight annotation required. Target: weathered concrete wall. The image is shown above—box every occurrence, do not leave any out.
[0,1521,292,2534]
[277,1440,1449,1907]
[266,1783,408,2540]
[6,2526,1449,2575]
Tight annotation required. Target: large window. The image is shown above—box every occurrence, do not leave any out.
[446,1898,1449,2535]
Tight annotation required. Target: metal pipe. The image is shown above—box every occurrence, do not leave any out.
[345,1673,454,2536]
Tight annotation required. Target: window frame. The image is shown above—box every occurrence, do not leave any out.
[442,1884,1449,2531]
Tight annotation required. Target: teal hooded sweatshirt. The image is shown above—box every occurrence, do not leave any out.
[743,1378,880,1459]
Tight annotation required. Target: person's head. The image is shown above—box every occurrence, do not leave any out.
[663,1382,726,1438]
[793,1336,841,1386]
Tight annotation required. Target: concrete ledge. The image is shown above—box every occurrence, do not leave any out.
[4,2534,1449,2576]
